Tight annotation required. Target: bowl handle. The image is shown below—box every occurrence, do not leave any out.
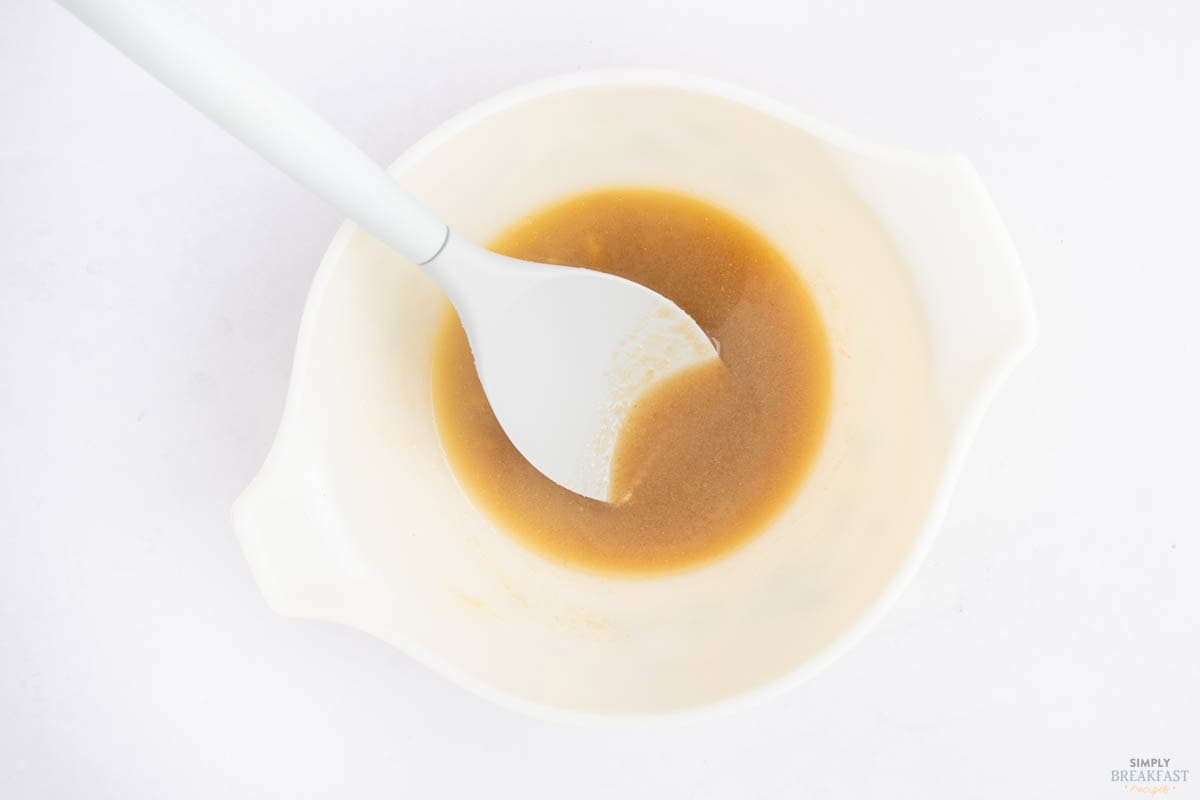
[232,447,363,621]
[837,150,1038,420]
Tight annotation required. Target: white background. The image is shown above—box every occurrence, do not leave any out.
[2,0,1197,797]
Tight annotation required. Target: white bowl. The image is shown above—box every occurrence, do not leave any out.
[233,70,1037,721]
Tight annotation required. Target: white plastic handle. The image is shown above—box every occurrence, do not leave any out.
[56,0,449,265]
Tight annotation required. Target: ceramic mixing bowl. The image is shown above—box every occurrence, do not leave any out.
[233,71,1036,719]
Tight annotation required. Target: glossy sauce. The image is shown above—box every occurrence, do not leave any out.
[432,188,831,574]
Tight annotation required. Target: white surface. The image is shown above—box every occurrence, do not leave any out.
[1,0,1196,795]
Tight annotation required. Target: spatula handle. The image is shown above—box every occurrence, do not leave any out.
[56,0,449,265]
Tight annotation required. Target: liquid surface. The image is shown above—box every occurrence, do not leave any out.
[432,188,832,574]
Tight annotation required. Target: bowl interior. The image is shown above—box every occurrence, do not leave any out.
[290,81,949,715]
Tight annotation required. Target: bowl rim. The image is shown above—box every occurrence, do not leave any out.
[254,68,1037,726]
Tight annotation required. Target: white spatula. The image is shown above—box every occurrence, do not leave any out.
[56,0,719,502]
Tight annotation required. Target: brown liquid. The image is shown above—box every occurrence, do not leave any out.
[432,188,832,575]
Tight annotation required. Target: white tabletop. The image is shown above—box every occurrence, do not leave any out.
[3,1,1197,797]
